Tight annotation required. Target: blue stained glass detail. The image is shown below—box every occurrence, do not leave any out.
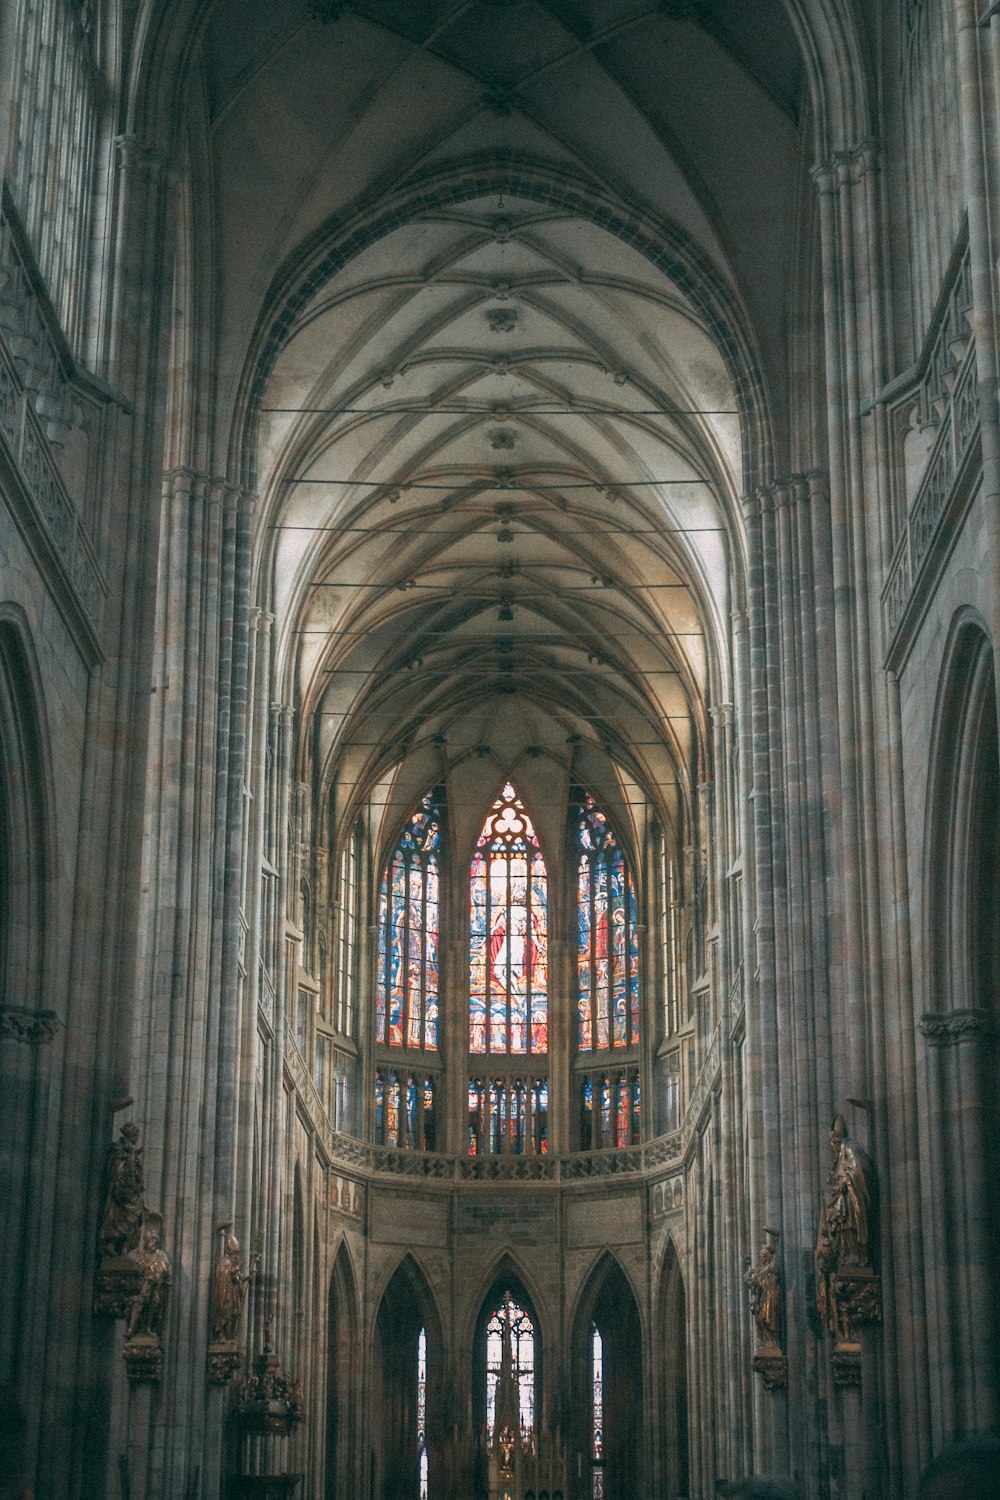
[575,791,640,1054]
[375,790,443,1054]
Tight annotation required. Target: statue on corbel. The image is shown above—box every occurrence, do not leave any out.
[93,1110,147,1317]
[814,1110,881,1387]
[122,1214,171,1384]
[744,1230,786,1390]
[207,1224,261,1383]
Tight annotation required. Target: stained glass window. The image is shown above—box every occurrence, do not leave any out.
[374,1069,436,1150]
[335,825,360,1035]
[580,1069,640,1149]
[375,791,442,1051]
[485,1295,535,1441]
[418,1327,428,1500]
[592,1325,605,1499]
[467,1077,548,1156]
[470,783,548,1056]
[575,792,640,1051]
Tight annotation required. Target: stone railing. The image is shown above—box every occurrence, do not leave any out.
[307,1128,688,1186]
[881,230,980,650]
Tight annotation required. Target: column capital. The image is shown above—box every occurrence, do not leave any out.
[919,1008,993,1046]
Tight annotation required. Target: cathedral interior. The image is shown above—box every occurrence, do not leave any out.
[1,2,999,1498]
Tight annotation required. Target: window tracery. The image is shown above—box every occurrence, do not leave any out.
[574,793,639,1052]
[469,783,548,1056]
[375,791,442,1051]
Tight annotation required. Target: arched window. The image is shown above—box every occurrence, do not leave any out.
[375,790,442,1051]
[418,1326,428,1500]
[574,792,639,1052]
[485,1292,536,1442]
[335,821,361,1035]
[591,1325,605,1499]
[469,783,548,1056]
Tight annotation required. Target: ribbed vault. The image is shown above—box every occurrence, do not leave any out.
[210,0,807,856]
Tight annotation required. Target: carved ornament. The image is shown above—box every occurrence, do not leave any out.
[919,1008,993,1046]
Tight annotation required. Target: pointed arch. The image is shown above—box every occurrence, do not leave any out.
[571,1252,644,1500]
[292,1160,305,1319]
[656,1239,689,1500]
[0,609,55,1009]
[374,1254,445,1500]
[326,1238,361,1500]
[922,612,1000,1434]
[374,787,443,1054]
[469,1252,549,1440]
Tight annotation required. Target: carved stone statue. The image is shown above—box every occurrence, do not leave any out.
[98,1122,144,1260]
[824,1113,873,1269]
[211,1232,252,1344]
[744,1243,781,1347]
[126,1226,171,1342]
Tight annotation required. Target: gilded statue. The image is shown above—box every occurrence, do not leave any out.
[744,1243,781,1348]
[824,1114,873,1270]
[126,1226,171,1341]
[211,1231,255,1344]
[98,1122,145,1260]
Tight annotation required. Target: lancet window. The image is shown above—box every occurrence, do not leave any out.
[467,1077,548,1156]
[579,1069,641,1150]
[574,793,640,1051]
[591,1325,605,1499]
[375,791,442,1051]
[485,1293,536,1442]
[417,1326,428,1500]
[374,1071,436,1150]
[469,783,548,1056]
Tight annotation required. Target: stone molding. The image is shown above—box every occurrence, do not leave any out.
[918,1008,993,1046]
[0,1004,61,1044]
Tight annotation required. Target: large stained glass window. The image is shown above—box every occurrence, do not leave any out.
[485,1293,535,1441]
[469,784,548,1055]
[575,792,640,1051]
[375,790,442,1051]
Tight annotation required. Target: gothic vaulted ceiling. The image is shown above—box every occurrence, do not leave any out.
[192,0,806,859]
